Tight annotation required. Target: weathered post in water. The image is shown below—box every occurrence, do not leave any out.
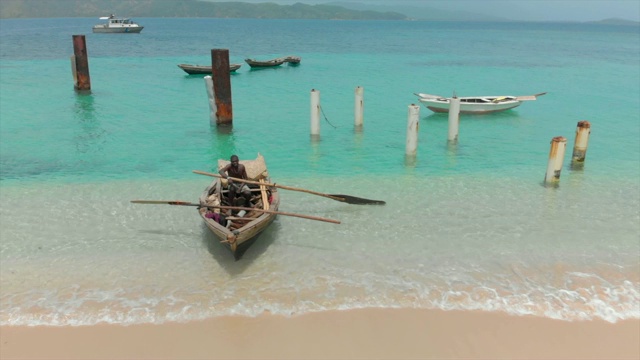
[310,89,321,137]
[544,136,567,184]
[571,120,591,165]
[354,86,364,129]
[447,95,460,142]
[210,49,233,125]
[204,76,216,126]
[71,35,91,91]
[405,104,420,156]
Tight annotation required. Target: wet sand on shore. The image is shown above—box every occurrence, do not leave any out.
[1,308,638,360]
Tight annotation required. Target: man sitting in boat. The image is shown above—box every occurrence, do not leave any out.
[219,155,252,208]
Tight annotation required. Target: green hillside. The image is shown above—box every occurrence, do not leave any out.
[0,0,408,20]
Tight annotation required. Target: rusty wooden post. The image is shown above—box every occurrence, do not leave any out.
[72,35,91,91]
[571,120,591,164]
[544,136,567,184]
[211,49,233,125]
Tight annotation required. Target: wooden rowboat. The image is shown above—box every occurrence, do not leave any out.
[283,55,301,64]
[177,63,242,75]
[244,57,286,68]
[198,154,279,260]
[244,55,301,68]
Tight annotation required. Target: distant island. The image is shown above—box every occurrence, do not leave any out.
[1,0,638,24]
[587,18,640,26]
[0,0,407,20]
[330,1,640,24]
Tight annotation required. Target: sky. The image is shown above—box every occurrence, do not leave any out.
[220,0,640,22]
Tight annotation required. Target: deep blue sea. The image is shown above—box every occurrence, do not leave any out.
[1,17,639,326]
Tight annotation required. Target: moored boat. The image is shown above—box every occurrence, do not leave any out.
[415,92,546,114]
[244,57,286,68]
[177,63,242,75]
[92,14,143,33]
[198,154,279,260]
[284,55,301,64]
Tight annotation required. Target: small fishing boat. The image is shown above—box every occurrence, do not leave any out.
[283,55,301,64]
[244,55,301,68]
[92,14,143,33]
[198,154,279,260]
[177,63,242,75]
[244,57,286,68]
[244,58,284,68]
[414,92,546,114]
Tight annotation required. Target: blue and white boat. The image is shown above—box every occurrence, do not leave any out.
[92,15,144,33]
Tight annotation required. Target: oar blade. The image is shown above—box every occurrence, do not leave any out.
[329,194,386,205]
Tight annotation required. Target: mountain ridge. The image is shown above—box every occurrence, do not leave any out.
[1,0,638,24]
[0,0,407,20]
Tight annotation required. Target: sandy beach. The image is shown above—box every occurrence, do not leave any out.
[1,308,638,360]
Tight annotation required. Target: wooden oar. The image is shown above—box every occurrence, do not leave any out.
[516,92,547,101]
[192,170,386,205]
[130,200,341,224]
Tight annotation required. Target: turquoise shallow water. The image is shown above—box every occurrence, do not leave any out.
[1,18,639,325]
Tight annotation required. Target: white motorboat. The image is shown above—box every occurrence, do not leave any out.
[92,15,144,33]
[415,92,546,114]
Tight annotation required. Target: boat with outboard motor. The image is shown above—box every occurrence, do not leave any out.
[92,14,143,33]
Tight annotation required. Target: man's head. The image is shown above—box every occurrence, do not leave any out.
[230,155,239,168]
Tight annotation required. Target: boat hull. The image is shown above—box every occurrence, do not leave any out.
[415,92,545,114]
[92,26,143,33]
[245,59,285,68]
[245,56,300,68]
[424,101,522,114]
[177,63,242,75]
[201,209,278,260]
[283,56,301,64]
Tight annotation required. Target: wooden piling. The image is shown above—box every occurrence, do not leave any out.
[571,120,591,164]
[204,76,217,126]
[405,104,420,156]
[448,96,460,142]
[354,86,364,128]
[310,89,321,137]
[544,136,567,184]
[71,35,91,91]
[210,49,233,125]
